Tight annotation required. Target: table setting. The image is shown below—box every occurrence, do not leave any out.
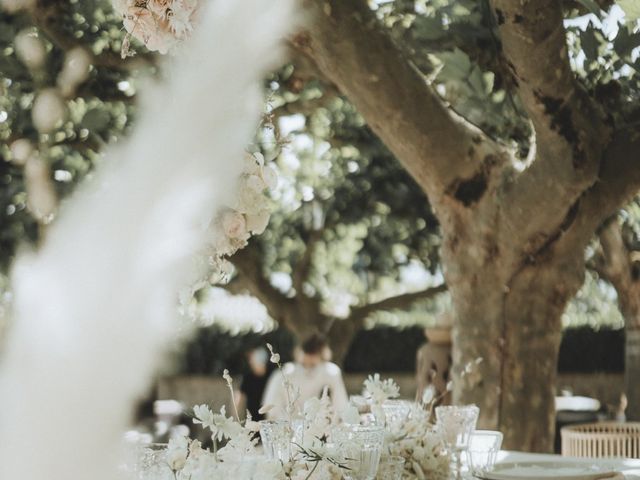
[123,348,640,480]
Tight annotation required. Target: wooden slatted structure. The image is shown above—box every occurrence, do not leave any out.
[561,423,640,458]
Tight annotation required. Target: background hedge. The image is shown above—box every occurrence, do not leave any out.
[175,325,624,376]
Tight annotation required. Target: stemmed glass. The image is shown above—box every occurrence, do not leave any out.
[435,405,479,479]
[333,424,385,480]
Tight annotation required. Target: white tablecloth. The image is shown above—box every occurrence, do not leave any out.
[497,451,640,478]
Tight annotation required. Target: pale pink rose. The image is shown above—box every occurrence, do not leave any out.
[243,153,260,175]
[123,7,175,54]
[221,211,247,240]
[146,0,172,17]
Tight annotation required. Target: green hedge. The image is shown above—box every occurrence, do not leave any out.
[176,325,624,376]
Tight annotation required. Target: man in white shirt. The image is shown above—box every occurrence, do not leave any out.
[261,334,349,420]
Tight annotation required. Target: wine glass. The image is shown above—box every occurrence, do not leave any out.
[435,405,479,479]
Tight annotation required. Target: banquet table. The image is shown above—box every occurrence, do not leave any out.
[496,451,640,478]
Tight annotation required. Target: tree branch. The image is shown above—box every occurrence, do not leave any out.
[493,0,611,244]
[349,283,447,323]
[551,128,640,261]
[298,0,503,205]
[227,243,295,326]
[292,228,324,295]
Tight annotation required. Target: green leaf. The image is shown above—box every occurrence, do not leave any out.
[435,48,473,82]
[613,25,640,58]
[580,27,599,62]
[81,108,110,131]
[577,0,601,16]
[412,16,445,41]
[618,0,640,22]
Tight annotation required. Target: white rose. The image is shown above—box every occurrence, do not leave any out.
[245,211,270,235]
[146,0,172,17]
[221,211,247,240]
[261,165,278,189]
[245,174,266,193]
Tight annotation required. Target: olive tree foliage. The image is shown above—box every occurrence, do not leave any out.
[0,0,148,270]
[223,79,448,360]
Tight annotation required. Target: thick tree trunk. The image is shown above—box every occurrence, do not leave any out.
[446,230,585,451]
[596,220,640,420]
[626,329,640,421]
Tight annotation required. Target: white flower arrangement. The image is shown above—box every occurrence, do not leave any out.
[133,347,458,480]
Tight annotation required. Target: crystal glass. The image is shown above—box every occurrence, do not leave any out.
[376,455,405,480]
[381,400,412,431]
[466,430,503,476]
[333,424,385,480]
[259,419,304,462]
[435,405,479,479]
[136,443,174,480]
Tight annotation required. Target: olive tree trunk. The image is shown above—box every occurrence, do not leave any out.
[596,220,640,420]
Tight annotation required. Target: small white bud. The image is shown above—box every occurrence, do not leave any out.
[15,30,45,70]
[32,88,65,134]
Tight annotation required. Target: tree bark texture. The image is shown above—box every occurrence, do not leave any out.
[597,220,640,421]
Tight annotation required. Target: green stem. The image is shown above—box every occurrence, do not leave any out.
[304,461,319,480]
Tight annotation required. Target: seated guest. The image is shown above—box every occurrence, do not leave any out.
[262,334,348,419]
[239,346,272,420]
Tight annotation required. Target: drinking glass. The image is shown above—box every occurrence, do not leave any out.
[333,424,385,480]
[435,405,479,479]
[376,455,405,480]
[259,419,304,462]
[381,400,412,431]
[466,430,503,476]
[136,443,174,480]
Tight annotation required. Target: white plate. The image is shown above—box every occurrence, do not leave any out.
[480,461,617,480]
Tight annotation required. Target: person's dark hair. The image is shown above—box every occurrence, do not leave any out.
[301,334,328,355]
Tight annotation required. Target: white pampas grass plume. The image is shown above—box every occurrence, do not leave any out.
[0,2,293,480]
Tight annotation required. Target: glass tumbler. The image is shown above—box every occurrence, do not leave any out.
[381,400,413,431]
[136,443,174,480]
[376,455,405,480]
[259,419,304,462]
[333,424,385,480]
[466,430,503,476]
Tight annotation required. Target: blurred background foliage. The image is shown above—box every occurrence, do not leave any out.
[1,0,639,367]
